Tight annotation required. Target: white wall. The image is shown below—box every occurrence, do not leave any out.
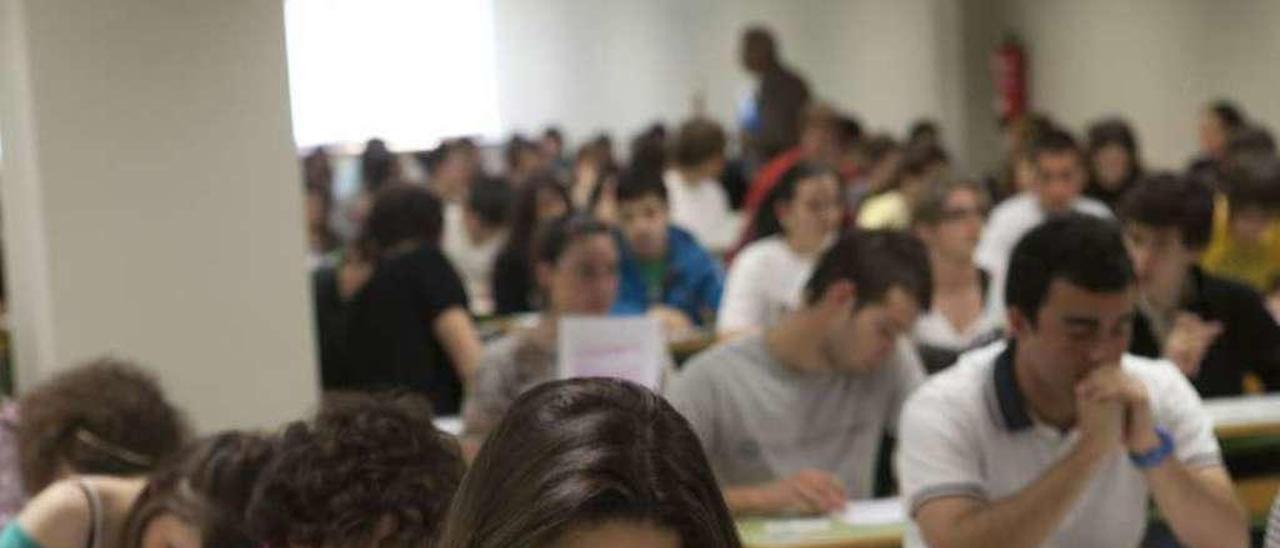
[0,0,318,432]
[998,0,1280,170]
[492,0,956,160]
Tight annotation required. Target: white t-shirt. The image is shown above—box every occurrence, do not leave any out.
[717,236,818,334]
[974,193,1113,322]
[665,170,739,252]
[442,203,505,315]
[897,341,1222,548]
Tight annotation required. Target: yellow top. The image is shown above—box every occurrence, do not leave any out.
[857,191,910,231]
[1200,194,1280,293]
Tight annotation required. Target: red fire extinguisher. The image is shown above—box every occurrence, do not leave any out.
[992,35,1028,125]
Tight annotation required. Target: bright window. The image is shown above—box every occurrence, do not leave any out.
[283,0,502,150]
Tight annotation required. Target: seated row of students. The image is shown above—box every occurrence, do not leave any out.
[0,358,743,547]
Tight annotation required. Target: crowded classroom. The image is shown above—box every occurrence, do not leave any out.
[4,1,1280,547]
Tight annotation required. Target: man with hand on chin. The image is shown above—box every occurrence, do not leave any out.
[897,214,1247,548]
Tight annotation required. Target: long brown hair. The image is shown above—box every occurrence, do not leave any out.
[438,378,742,548]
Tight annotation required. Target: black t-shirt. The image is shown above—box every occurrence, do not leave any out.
[338,244,470,415]
[1131,267,1280,398]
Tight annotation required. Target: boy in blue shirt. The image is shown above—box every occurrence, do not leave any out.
[613,170,724,331]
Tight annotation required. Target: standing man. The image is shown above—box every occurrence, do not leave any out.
[741,26,811,165]
[898,214,1246,548]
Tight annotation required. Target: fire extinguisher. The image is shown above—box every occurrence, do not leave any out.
[992,35,1028,125]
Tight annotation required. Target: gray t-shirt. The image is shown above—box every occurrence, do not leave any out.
[462,330,557,441]
[666,334,925,498]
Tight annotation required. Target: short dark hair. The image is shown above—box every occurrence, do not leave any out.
[17,359,190,495]
[1029,126,1081,162]
[749,161,837,242]
[615,168,669,206]
[899,142,949,179]
[122,432,276,548]
[505,134,539,170]
[248,392,464,547]
[857,134,900,165]
[1086,117,1142,167]
[672,118,727,168]
[1222,155,1280,214]
[908,119,939,145]
[1117,173,1215,250]
[534,213,614,266]
[804,230,932,311]
[357,184,444,261]
[360,138,400,194]
[1209,99,1247,130]
[836,115,864,150]
[438,378,742,548]
[467,176,514,228]
[912,179,989,227]
[1005,214,1133,323]
[543,126,564,145]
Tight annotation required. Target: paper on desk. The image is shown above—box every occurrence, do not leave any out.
[836,497,905,527]
[558,315,665,390]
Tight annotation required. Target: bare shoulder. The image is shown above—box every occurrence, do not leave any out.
[14,479,92,547]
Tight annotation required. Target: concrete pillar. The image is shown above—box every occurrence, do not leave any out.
[0,0,317,431]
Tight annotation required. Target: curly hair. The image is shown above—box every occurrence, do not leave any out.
[16,358,190,496]
[121,432,276,547]
[248,392,465,547]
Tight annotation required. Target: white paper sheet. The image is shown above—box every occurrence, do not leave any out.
[558,315,665,390]
[836,497,905,527]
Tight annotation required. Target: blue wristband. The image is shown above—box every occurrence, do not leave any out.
[1129,427,1175,469]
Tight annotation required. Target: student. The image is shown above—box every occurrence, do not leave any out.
[1,432,270,548]
[974,126,1111,320]
[670,231,930,515]
[739,103,841,230]
[119,433,274,547]
[739,26,811,164]
[845,135,902,215]
[249,393,464,548]
[442,378,742,548]
[1084,117,1144,210]
[304,182,340,269]
[613,171,724,331]
[464,214,622,446]
[718,162,842,335]
[910,180,1001,372]
[898,215,1246,548]
[540,126,570,177]
[491,173,572,315]
[1200,155,1280,294]
[14,360,189,505]
[665,117,737,251]
[1119,173,1280,396]
[857,142,949,230]
[334,185,483,416]
[1187,99,1247,185]
[448,176,513,316]
[505,134,546,185]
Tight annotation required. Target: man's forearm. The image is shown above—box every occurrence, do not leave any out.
[931,441,1110,548]
[1145,462,1247,548]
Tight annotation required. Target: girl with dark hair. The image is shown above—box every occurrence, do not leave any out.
[441,378,742,548]
[1084,117,1144,209]
[717,162,843,336]
[464,214,627,453]
[491,174,573,315]
[331,184,483,416]
[1,432,268,548]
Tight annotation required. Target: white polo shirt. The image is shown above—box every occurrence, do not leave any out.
[896,341,1222,548]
